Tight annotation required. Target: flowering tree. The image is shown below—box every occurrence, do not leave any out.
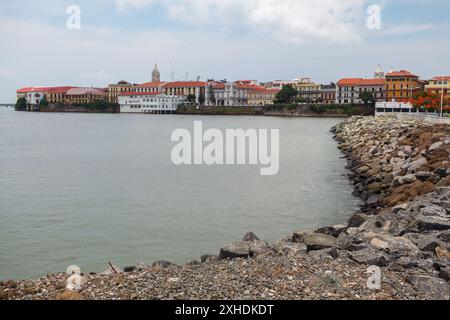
[403,92,450,112]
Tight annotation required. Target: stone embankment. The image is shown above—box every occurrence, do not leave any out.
[1,116,450,300]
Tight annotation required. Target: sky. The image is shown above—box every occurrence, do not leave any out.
[0,0,449,102]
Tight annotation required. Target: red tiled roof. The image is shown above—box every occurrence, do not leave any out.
[235,84,266,90]
[46,86,76,94]
[249,89,280,94]
[66,88,106,96]
[16,87,52,93]
[136,81,166,88]
[337,78,385,86]
[385,70,418,77]
[430,76,450,81]
[163,81,207,88]
[119,92,164,96]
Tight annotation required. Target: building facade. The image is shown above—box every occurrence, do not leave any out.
[385,70,421,101]
[320,83,336,104]
[162,81,206,104]
[118,92,183,114]
[107,81,135,103]
[336,78,386,104]
[295,77,321,103]
[247,89,280,106]
[65,88,106,104]
[425,76,450,100]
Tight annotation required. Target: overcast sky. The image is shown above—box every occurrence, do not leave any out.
[0,0,449,102]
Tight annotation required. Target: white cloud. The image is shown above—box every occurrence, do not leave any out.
[382,23,436,36]
[115,0,368,44]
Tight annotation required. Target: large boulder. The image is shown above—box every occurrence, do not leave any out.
[407,275,450,300]
[303,233,337,251]
[219,241,250,259]
[369,234,420,256]
[348,248,389,267]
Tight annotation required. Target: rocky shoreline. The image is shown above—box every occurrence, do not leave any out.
[2,116,450,300]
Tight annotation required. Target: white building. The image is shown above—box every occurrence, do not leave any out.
[375,101,413,116]
[336,78,386,104]
[118,92,184,114]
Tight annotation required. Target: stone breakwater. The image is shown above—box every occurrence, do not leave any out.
[2,116,450,300]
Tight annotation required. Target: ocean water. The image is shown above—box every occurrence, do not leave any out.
[0,111,358,280]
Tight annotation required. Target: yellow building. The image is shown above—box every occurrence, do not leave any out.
[65,88,106,104]
[385,70,422,101]
[162,81,206,103]
[294,77,321,103]
[425,76,450,99]
[247,89,280,106]
[107,81,135,103]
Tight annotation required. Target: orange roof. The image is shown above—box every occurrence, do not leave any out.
[430,76,450,81]
[16,87,52,93]
[137,81,166,88]
[235,83,265,90]
[119,92,164,96]
[163,81,206,88]
[386,70,418,78]
[46,86,76,94]
[337,78,385,86]
[249,88,280,94]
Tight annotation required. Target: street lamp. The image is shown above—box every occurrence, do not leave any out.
[441,76,445,118]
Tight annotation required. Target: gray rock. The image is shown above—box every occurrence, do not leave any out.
[407,275,450,299]
[407,157,428,174]
[429,141,444,152]
[303,233,337,251]
[248,240,273,257]
[438,230,450,242]
[273,241,307,256]
[393,174,417,187]
[416,171,433,182]
[308,247,339,259]
[242,232,259,242]
[417,236,446,253]
[219,241,250,259]
[348,213,367,228]
[292,230,313,243]
[152,260,177,268]
[201,254,218,263]
[315,224,347,238]
[348,248,389,267]
[439,267,450,282]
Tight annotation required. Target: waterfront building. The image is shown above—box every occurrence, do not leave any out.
[295,77,321,103]
[375,101,413,116]
[385,70,422,101]
[336,78,386,104]
[118,92,184,113]
[320,83,336,104]
[205,81,265,106]
[162,81,207,104]
[65,87,106,104]
[134,81,167,94]
[267,80,300,90]
[46,86,76,103]
[425,76,450,100]
[247,88,280,106]
[107,81,135,103]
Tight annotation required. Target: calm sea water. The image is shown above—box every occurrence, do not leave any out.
[0,110,358,280]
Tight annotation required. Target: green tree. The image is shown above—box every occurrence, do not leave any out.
[198,92,205,106]
[275,85,298,104]
[15,97,27,111]
[40,96,48,107]
[186,94,196,104]
[359,92,375,107]
[208,86,215,105]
